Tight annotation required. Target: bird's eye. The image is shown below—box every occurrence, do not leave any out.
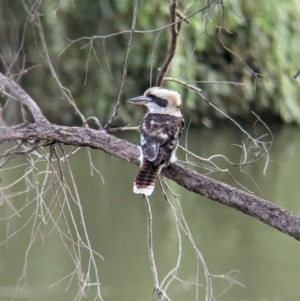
[148,94,158,102]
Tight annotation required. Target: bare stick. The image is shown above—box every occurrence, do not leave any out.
[58,2,213,60]
[143,196,159,289]
[163,77,266,142]
[293,69,300,79]
[104,0,139,129]
[35,15,86,124]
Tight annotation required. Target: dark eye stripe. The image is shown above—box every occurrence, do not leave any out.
[148,94,168,107]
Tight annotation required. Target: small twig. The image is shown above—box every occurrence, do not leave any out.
[0,140,40,158]
[35,14,86,124]
[104,0,139,130]
[215,2,262,90]
[164,77,202,91]
[107,125,139,133]
[5,0,41,78]
[58,2,213,60]
[83,116,103,130]
[10,64,42,79]
[293,69,300,79]
[189,80,245,86]
[164,77,270,146]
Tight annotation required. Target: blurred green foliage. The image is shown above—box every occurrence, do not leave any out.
[1,0,300,126]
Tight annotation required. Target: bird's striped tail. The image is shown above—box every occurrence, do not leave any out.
[134,159,160,196]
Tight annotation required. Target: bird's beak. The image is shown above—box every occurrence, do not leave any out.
[127,95,151,105]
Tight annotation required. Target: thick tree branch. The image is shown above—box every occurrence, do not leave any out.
[1,123,300,241]
[1,73,300,241]
[0,73,49,124]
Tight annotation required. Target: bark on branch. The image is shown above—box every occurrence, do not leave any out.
[1,73,300,241]
[0,73,49,124]
[1,123,300,241]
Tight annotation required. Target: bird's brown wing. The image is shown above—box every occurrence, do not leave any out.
[140,113,184,167]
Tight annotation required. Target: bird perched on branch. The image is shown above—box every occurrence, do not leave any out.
[128,87,184,196]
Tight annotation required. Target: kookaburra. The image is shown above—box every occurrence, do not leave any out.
[128,87,185,196]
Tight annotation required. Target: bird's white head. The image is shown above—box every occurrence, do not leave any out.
[128,87,182,117]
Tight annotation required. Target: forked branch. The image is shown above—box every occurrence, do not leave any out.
[0,73,48,124]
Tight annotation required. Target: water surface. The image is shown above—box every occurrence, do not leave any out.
[1,125,300,301]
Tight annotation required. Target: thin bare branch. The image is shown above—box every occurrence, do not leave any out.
[104,0,139,129]
[164,77,272,150]
[143,195,159,288]
[58,2,214,60]
[293,69,300,79]
[35,14,86,124]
